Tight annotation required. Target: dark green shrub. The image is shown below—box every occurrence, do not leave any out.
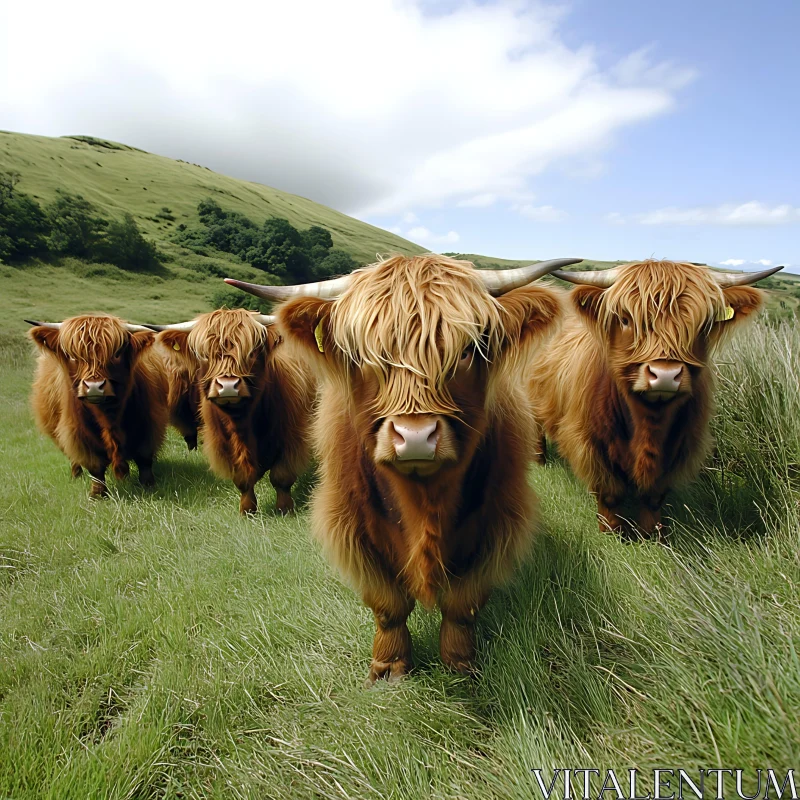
[95,213,160,270]
[46,191,107,258]
[0,171,49,260]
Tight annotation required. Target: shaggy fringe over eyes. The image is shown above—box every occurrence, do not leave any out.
[59,315,128,371]
[330,254,504,416]
[600,260,725,365]
[188,309,268,381]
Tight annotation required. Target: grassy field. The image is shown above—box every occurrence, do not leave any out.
[1,277,800,798]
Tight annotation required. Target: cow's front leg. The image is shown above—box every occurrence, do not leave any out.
[135,457,155,488]
[363,583,415,688]
[533,424,547,465]
[70,462,83,479]
[597,493,624,533]
[439,584,489,674]
[637,491,668,539]
[236,480,258,516]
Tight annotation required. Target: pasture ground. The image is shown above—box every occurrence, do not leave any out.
[1,278,800,798]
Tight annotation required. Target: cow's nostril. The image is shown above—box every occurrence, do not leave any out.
[390,421,405,447]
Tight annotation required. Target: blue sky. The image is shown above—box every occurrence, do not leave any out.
[1,0,797,268]
[367,1,800,267]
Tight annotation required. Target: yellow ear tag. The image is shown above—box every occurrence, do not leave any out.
[314,320,325,353]
[173,342,181,351]
[717,306,735,322]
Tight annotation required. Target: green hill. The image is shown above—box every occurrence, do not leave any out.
[0,130,425,265]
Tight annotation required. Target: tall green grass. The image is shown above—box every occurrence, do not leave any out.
[0,320,799,799]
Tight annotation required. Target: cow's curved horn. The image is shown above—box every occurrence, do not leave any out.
[24,319,58,328]
[123,323,152,332]
[254,314,277,326]
[477,258,584,295]
[551,266,623,288]
[141,321,198,332]
[712,265,784,287]
[224,275,354,301]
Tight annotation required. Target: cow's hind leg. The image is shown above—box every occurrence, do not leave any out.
[439,582,489,674]
[135,457,155,488]
[363,582,415,688]
[269,463,297,515]
[88,467,108,499]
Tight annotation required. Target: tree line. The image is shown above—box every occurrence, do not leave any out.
[0,171,160,270]
[177,198,359,284]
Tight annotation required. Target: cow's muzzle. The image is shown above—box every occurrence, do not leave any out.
[79,379,112,404]
[375,414,456,477]
[209,377,244,405]
[634,360,688,402]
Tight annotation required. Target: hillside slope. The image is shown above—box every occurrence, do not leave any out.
[0,130,424,264]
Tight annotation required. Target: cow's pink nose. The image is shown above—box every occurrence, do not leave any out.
[391,418,440,461]
[83,379,106,397]
[646,364,683,392]
[215,377,240,397]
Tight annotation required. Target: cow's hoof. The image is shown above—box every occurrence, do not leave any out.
[89,484,108,499]
[184,435,198,451]
[442,658,475,676]
[139,473,155,488]
[364,658,411,688]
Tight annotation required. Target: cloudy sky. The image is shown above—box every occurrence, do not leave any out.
[1,0,797,268]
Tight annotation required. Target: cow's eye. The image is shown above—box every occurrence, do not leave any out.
[620,316,631,329]
[459,348,474,368]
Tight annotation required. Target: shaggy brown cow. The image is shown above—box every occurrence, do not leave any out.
[145,309,315,515]
[227,254,579,683]
[529,260,781,535]
[154,331,201,450]
[27,315,169,498]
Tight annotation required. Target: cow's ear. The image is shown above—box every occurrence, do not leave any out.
[157,330,190,354]
[29,326,62,356]
[129,330,155,357]
[496,285,562,348]
[571,285,605,325]
[278,297,334,361]
[720,286,763,325]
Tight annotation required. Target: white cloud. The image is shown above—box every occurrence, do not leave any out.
[605,212,626,226]
[0,0,694,215]
[633,202,800,227]
[720,259,746,266]
[457,193,498,208]
[401,211,419,224]
[406,226,460,246]
[755,259,773,266]
[515,204,567,223]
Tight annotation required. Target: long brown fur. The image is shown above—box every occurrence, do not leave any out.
[529,260,764,535]
[29,314,169,497]
[278,254,562,682]
[158,309,315,515]
[154,335,201,450]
